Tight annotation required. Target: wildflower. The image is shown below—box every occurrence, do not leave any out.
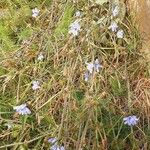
[32,80,40,90]
[94,59,103,72]
[37,53,44,61]
[69,20,81,36]
[50,145,65,150]
[86,59,102,74]
[84,72,90,81]
[75,11,81,17]
[86,62,94,74]
[123,115,139,126]
[32,8,40,18]
[117,29,124,39]
[48,138,57,144]
[108,21,118,32]
[13,104,31,115]
[48,138,65,150]
[112,6,119,17]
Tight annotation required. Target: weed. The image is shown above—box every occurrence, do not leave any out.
[0,0,149,149]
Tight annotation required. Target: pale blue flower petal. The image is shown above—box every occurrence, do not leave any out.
[13,103,31,115]
[84,72,89,81]
[69,20,81,36]
[108,21,118,32]
[112,6,119,17]
[123,115,139,126]
[86,62,94,74]
[50,144,65,150]
[48,138,58,144]
[13,104,27,111]
[32,80,40,90]
[94,59,102,72]
[32,8,40,18]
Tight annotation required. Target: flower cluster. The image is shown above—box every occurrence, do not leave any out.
[86,59,102,74]
[84,59,102,81]
[48,138,65,150]
[13,104,31,115]
[109,6,124,39]
[111,1,139,127]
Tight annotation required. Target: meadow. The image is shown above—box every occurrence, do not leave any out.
[0,0,149,149]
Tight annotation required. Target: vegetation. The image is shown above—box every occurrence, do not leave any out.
[0,0,149,149]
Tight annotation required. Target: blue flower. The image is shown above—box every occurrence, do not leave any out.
[84,72,90,81]
[32,80,40,90]
[48,138,65,150]
[112,6,119,17]
[69,20,81,36]
[86,62,94,74]
[108,21,118,32]
[94,59,103,72]
[86,59,102,74]
[48,138,57,144]
[32,8,40,18]
[13,104,31,115]
[50,145,65,150]
[123,115,139,126]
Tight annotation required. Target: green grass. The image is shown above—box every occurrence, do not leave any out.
[0,0,149,149]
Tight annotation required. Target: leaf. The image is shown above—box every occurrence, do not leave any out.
[73,90,84,101]
[54,5,74,37]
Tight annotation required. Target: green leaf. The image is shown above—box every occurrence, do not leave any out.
[54,5,74,37]
[73,90,84,101]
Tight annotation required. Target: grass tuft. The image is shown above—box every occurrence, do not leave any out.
[0,0,149,149]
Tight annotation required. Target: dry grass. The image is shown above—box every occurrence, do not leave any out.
[0,0,150,149]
